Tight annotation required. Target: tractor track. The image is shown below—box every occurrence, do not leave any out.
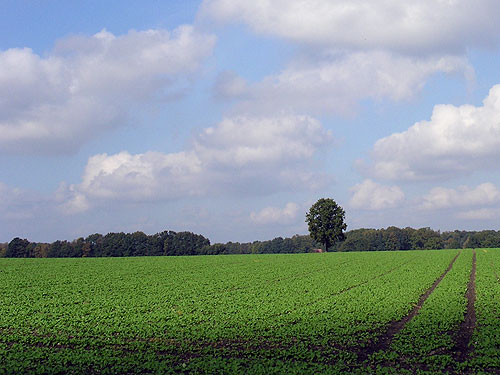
[358,251,461,361]
[451,249,476,362]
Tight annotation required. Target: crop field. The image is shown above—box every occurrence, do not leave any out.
[0,249,499,374]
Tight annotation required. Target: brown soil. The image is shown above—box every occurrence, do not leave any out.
[358,251,461,361]
[452,249,476,362]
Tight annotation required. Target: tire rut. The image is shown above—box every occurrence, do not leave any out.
[452,249,476,362]
[359,251,461,360]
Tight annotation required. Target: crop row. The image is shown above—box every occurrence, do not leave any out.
[0,249,497,374]
[1,251,457,343]
[469,249,500,371]
[378,250,472,373]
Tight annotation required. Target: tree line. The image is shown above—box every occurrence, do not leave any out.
[205,228,500,254]
[0,231,210,258]
[1,227,500,258]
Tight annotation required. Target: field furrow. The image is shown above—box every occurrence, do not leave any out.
[452,249,476,362]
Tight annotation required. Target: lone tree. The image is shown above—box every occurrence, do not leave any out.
[306,198,346,252]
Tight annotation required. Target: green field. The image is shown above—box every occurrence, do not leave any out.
[0,249,499,374]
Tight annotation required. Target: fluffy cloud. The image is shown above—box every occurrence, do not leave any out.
[419,182,500,221]
[60,114,333,212]
[194,114,331,166]
[201,0,500,53]
[0,26,215,154]
[420,183,500,210]
[250,202,300,225]
[227,52,471,114]
[56,150,204,214]
[204,1,477,115]
[349,179,404,210]
[365,84,500,181]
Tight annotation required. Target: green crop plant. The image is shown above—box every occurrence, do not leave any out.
[0,249,499,374]
[468,249,500,371]
[385,250,472,373]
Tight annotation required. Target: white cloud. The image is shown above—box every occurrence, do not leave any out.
[420,183,500,210]
[201,0,500,54]
[56,186,90,215]
[349,179,404,210]
[0,26,215,154]
[57,150,204,213]
[194,114,331,166]
[228,52,471,114]
[80,151,203,200]
[60,114,333,212]
[203,0,482,115]
[365,84,500,181]
[250,202,300,225]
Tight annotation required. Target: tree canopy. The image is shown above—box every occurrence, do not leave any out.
[306,198,347,252]
[2,226,499,258]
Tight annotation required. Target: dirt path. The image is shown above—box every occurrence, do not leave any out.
[359,251,461,360]
[452,249,476,362]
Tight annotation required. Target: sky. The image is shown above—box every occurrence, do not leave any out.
[2,0,500,244]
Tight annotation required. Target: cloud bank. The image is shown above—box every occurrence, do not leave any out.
[0,26,215,154]
[421,183,500,210]
[220,52,471,115]
[419,182,500,221]
[60,114,333,213]
[204,1,481,115]
[365,84,500,181]
[201,0,500,53]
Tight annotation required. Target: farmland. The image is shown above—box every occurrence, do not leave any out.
[0,249,498,374]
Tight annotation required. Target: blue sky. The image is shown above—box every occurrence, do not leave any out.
[2,1,500,244]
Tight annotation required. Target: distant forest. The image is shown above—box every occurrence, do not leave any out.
[2,226,500,258]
